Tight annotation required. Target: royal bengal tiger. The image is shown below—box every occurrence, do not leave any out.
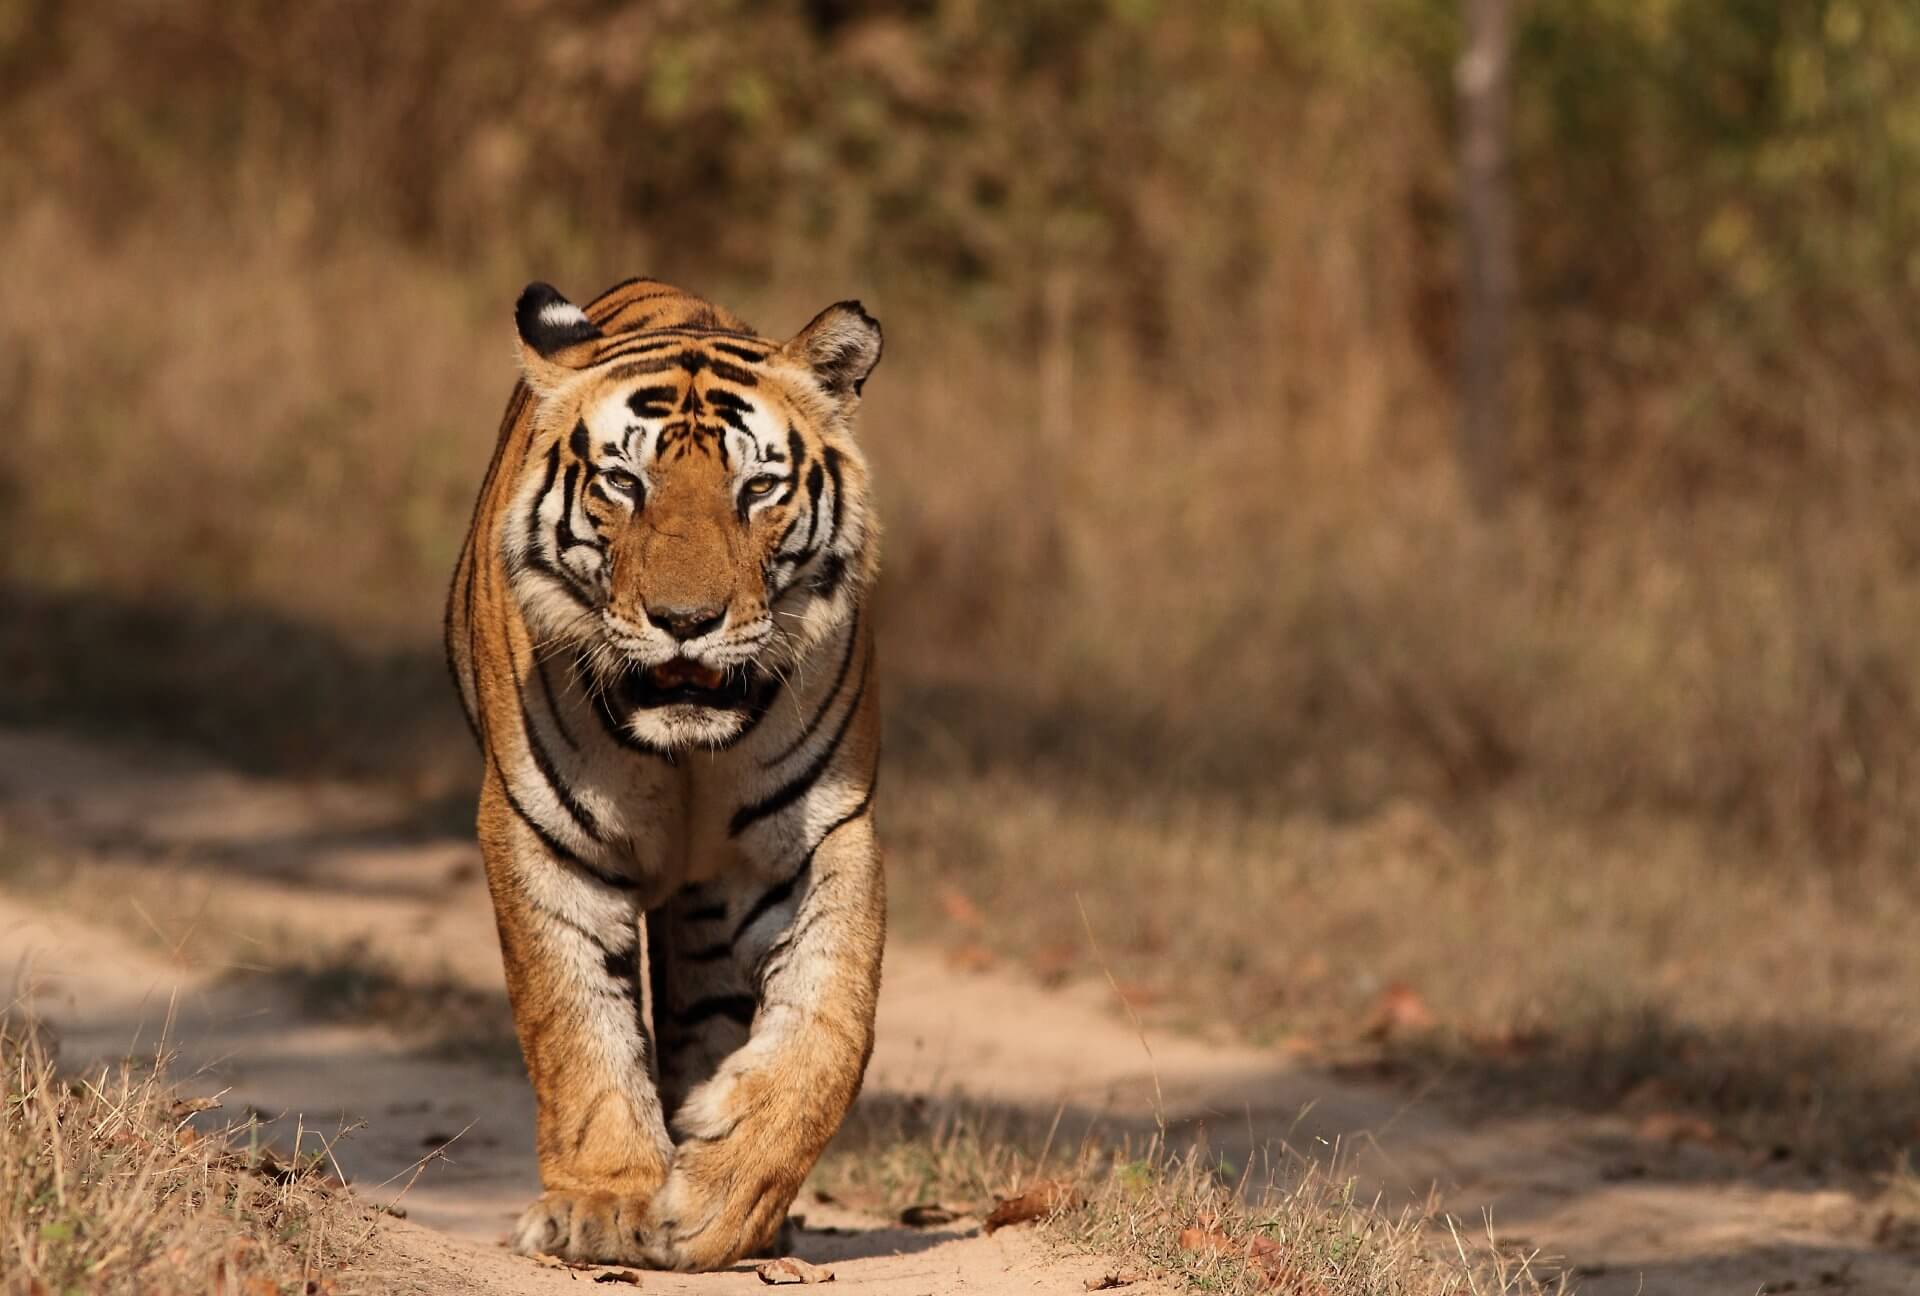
[444,277,884,1270]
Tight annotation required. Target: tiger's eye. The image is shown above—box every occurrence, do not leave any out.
[603,469,639,494]
[745,476,779,496]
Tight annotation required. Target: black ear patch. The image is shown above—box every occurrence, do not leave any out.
[515,282,604,358]
[789,300,884,400]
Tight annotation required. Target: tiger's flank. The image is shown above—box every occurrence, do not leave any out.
[444,277,885,1271]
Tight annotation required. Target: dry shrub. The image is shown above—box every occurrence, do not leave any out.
[0,1012,371,1294]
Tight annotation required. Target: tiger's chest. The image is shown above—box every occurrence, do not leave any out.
[523,667,790,899]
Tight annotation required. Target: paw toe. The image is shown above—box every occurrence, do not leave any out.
[512,1192,647,1265]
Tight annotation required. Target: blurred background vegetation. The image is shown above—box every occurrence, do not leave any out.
[2,0,1918,1152]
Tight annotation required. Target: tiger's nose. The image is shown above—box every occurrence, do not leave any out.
[646,603,726,642]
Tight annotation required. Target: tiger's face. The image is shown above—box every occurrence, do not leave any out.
[504,283,881,751]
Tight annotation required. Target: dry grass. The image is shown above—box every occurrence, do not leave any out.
[884,767,1920,1174]
[0,1012,375,1295]
[812,1097,1558,1295]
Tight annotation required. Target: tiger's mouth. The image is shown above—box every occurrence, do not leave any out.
[618,657,755,711]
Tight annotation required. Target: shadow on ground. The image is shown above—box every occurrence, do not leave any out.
[0,581,1486,815]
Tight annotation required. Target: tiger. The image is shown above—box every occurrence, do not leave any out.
[444,277,885,1271]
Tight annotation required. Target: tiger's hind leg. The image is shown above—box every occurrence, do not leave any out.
[478,777,675,1265]
[647,893,754,1126]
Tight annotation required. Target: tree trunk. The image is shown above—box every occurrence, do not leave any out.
[1458,0,1513,515]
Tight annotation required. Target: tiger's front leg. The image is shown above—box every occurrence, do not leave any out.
[477,776,676,1265]
[642,812,884,1271]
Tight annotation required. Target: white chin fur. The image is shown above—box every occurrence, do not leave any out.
[623,703,747,750]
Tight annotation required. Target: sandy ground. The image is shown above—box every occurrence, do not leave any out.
[0,727,1913,1295]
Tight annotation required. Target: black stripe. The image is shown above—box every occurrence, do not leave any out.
[798,462,825,554]
[810,552,848,599]
[592,338,681,366]
[519,688,609,845]
[763,610,860,767]
[556,464,596,552]
[733,867,805,943]
[496,773,637,891]
[526,443,560,555]
[730,649,870,836]
[819,447,846,554]
[586,277,648,322]
[627,385,677,418]
[529,896,620,954]
[517,555,595,610]
[713,341,773,363]
[757,906,829,990]
[707,358,761,387]
[446,544,483,744]
[602,944,639,981]
[754,782,878,988]
[533,659,579,752]
[572,1090,613,1153]
[597,324,759,341]
[673,995,756,1027]
[682,943,732,962]
[683,902,728,923]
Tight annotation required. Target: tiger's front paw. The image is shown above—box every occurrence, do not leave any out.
[511,1191,652,1265]
[638,1147,794,1272]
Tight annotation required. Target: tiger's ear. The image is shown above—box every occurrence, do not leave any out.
[782,301,883,406]
[514,282,603,395]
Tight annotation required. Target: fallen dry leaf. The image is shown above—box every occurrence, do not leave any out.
[529,1253,601,1271]
[1467,1022,1549,1060]
[1618,1077,1678,1111]
[1275,1034,1322,1061]
[756,1256,835,1284]
[1634,1111,1717,1145]
[944,942,997,973]
[1363,981,1436,1039]
[900,1202,961,1227]
[936,884,984,929]
[170,1095,222,1119]
[1179,1226,1322,1292]
[1085,1273,1142,1291]
[984,1179,1086,1233]
[593,1271,643,1285]
[1029,941,1079,987]
[1179,1226,1236,1255]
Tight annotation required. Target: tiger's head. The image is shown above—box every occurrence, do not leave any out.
[503,281,881,751]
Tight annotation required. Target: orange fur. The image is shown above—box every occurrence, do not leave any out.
[446,278,885,1269]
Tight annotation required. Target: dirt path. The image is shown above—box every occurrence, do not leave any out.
[0,727,1912,1294]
